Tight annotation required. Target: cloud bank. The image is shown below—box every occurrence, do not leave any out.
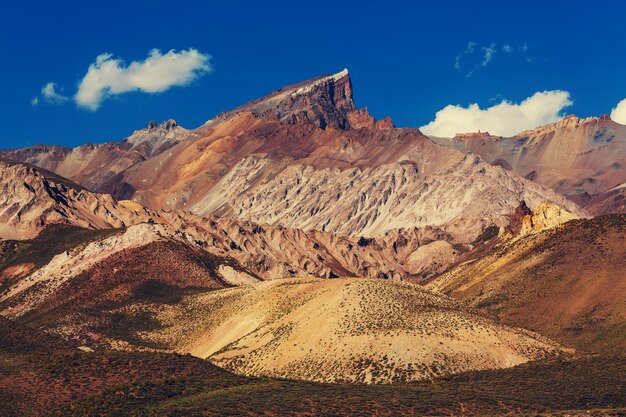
[420,91,573,137]
[611,98,626,124]
[33,49,211,110]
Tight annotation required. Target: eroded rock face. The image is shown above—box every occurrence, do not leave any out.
[502,200,578,238]
[191,154,584,241]
[0,161,154,239]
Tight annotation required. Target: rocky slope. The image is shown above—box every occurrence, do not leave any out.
[0,158,583,282]
[0,160,156,239]
[427,214,626,353]
[0,223,261,348]
[430,115,626,214]
[190,153,582,240]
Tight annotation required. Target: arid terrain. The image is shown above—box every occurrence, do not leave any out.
[1,69,625,416]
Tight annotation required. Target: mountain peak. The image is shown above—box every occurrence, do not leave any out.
[290,68,349,97]
[147,119,178,131]
[516,114,616,137]
[212,68,398,131]
[213,68,357,130]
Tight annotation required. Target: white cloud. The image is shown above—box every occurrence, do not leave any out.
[41,82,69,103]
[31,96,39,107]
[420,90,573,137]
[611,98,626,124]
[502,44,513,53]
[75,48,211,110]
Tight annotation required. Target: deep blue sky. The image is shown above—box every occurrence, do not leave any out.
[1,0,625,148]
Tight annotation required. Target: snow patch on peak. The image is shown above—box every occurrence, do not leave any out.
[291,68,349,96]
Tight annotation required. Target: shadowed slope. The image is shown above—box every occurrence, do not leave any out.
[0,325,622,417]
[428,214,626,353]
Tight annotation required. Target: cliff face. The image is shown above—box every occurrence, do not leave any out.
[213,69,379,130]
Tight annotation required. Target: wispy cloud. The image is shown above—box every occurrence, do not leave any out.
[454,41,532,78]
[454,41,476,73]
[42,82,69,103]
[420,90,573,137]
[33,48,212,111]
[481,42,496,67]
[32,82,69,107]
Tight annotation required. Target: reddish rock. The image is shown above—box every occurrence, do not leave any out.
[375,116,394,130]
[347,108,376,129]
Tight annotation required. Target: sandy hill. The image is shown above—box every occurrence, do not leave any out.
[428,214,626,353]
[128,278,567,384]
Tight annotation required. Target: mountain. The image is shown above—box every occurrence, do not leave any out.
[427,213,626,353]
[2,70,586,242]
[1,69,625,415]
[430,115,626,214]
[0,119,194,191]
[0,163,573,385]
[3,69,582,242]
[1,137,585,283]
[0,160,449,280]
